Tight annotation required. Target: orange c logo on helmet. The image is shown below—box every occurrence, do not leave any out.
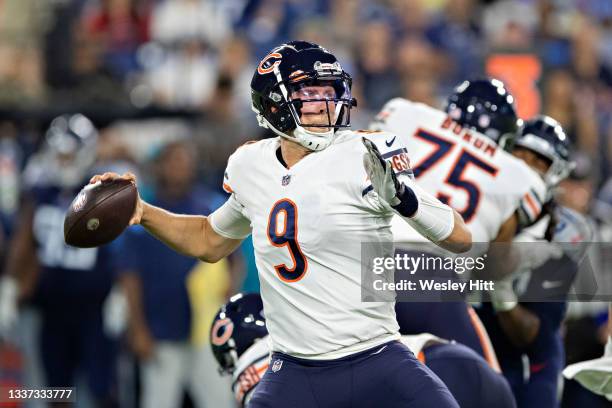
[211,318,234,346]
[258,52,282,75]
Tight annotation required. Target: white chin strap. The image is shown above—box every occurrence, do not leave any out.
[293,126,334,151]
[261,118,334,152]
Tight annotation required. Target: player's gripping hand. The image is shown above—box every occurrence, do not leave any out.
[89,172,143,225]
[362,138,418,217]
[489,278,518,312]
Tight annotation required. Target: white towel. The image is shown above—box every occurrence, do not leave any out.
[563,337,612,401]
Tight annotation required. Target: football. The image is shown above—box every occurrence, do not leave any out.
[64,179,138,248]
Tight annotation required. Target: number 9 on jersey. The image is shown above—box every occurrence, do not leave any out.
[267,199,308,282]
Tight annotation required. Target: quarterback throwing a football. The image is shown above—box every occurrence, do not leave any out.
[92,41,472,407]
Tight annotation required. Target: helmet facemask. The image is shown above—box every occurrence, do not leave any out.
[514,134,575,187]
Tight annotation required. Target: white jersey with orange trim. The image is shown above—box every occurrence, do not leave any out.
[371,98,547,247]
[232,337,271,407]
[210,132,407,359]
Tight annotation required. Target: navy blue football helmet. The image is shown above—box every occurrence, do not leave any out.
[251,40,356,151]
[511,115,574,186]
[445,78,518,143]
[210,293,267,374]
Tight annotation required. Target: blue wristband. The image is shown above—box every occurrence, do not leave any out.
[391,184,419,217]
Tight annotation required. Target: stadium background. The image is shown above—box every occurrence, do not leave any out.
[0,0,610,407]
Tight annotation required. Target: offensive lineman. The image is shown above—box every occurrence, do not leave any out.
[90,41,472,407]
[370,79,548,368]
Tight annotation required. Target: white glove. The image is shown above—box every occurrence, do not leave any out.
[362,138,418,216]
[490,278,518,312]
[563,341,612,402]
[0,276,18,339]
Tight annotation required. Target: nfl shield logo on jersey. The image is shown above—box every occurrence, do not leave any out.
[271,359,283,373]
[281,175,291,186]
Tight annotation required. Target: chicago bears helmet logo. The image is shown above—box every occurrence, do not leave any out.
[258,52,282,75]
[211,318,235,346]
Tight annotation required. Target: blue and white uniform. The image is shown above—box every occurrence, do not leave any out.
[478,206,592,408]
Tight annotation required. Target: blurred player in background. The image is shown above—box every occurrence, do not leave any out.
[370,78,547,367]
[0,114,118,406]
[116,140,235,408]
[91,41,473,407]
[210,293,516,408]
[477,115,590,407]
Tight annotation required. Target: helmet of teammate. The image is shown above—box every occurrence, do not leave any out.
[251,40,356,151]
[210,293,267,374]
[26,114,98,189]
[445,78,518,143]
[511,115,574,186]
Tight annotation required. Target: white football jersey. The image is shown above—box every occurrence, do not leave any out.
[371,98,547,247]
[210,133,402,359]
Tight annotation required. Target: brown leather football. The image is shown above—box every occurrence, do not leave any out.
[64,179,137,248]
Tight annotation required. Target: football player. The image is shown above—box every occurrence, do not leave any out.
[370,79,547,368]
[478,116,592,408]
[0,114,118,404]
[211,293,516,408]
[91,41,472,407]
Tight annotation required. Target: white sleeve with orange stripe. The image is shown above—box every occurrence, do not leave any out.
[495,160,547,231]
[232,338,272,407]
[208,194,252,239]
[515,180,547,229]
[208,148,253,239]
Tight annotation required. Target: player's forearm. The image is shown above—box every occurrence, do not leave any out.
[140,202,216,261]
[496,306,540,347]
[438,210,472,253]
[396,185,472,253]
[477,214,521,281]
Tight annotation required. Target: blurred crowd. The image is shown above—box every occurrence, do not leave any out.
[0,0,611,205]
[0,0,611,407]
